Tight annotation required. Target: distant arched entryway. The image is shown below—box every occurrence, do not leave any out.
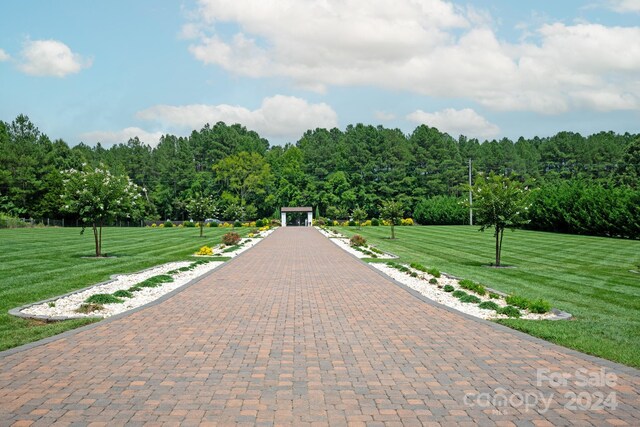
[281,207,313,227]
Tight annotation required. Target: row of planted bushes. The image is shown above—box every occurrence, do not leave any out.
[412,181,640,239]
[149,218,279,228]
[315,218,414,227]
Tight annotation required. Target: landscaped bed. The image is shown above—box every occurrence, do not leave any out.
[0,226,268,351]
[11,229,274,321]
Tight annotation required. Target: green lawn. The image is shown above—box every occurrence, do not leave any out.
[0,226,245,351]
[337,225,640,368]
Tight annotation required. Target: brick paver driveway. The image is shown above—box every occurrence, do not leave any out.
[1,228,639,426]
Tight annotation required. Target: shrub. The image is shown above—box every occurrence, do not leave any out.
[348,219,357,227]
[443,284,455,292]
[499,305,522,318]
[429,278,438,285]
[409,262,428,272]
[479,301,500,311]
[185,221,196,227]
[151,223,157,228]
[85,294,123,304]
[233,220,243,228]
[362,220,372,227]
[164,221,174,228]
[371,218,380,226]
[113,290,133,298]
[458,279,486,296]
[222,232,241,246]
[196,246,213,256]
[410,272,418,278]
[414,195,468,225]
[528,299,551,314]
[459,294,481,304]
[427,268,441,278]
[401,218,414,226]
[255,219,264,227]
[208,221,218,227]
[452,290,468,298]
[505,295,530,310]
[350,234,367,247]
[128,285,142,292]
[489,292,501,299]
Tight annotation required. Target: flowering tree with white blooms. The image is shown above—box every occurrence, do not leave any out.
[61,164,142,257]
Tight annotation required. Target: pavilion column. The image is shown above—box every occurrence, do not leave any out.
[307,211,313,227]
[281,212,287,227]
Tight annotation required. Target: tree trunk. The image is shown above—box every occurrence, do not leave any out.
[495,227,504,266]
[391,224,395,239]
[92,222,100,257]
[98,220,103,257]
[200,223,204,237]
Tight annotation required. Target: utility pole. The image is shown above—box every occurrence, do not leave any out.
[468,158,473,226]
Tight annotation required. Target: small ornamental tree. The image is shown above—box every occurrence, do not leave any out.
[352,206,367,229]
[186,194,217,237]
[380,200,403,239]
[468,173,531,266]
[61,164,142,257]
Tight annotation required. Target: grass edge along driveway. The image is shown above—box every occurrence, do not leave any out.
[0,226,248,352]
[337,225,640,369]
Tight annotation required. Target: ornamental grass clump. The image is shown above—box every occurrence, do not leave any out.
[138,274,174,288]
[499,305,522,318]
[479,301,500,311]
[85,293,123,304]
[75,303,103,314]
[112,290,133,298]
[459,279,487,296]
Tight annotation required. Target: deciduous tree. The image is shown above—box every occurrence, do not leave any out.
[61,164,142,257]
[468,173,531,266]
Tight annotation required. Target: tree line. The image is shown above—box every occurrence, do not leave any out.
[1,114,638,238]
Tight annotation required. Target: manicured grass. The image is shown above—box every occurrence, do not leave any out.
[0,226,247,351]
[338,225,640,368]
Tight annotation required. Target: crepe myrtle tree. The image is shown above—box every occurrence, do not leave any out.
[380,200,403,239]
[61,164,143,257]
[186,194,218,237]
[467,172,531,267]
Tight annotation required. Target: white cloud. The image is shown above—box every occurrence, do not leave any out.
[136,95,338,140]
[0,48,10,62]
[184,0,640,113]
[607,0,640,13]
[80,127,164,147]
[18,39,91,77]
[407,108,500,139]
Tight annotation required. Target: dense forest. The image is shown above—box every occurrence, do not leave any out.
[1,114,639,238]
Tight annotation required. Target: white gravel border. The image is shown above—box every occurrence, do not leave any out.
[315,227,396,259]
[18,228,275,320]
[371,264,555,320]
[317,227,562,321]
[21,260,224,319]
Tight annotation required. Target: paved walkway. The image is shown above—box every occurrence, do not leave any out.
[1,228,639,426]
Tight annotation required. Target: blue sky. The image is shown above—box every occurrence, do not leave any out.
[1,0,639,146]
